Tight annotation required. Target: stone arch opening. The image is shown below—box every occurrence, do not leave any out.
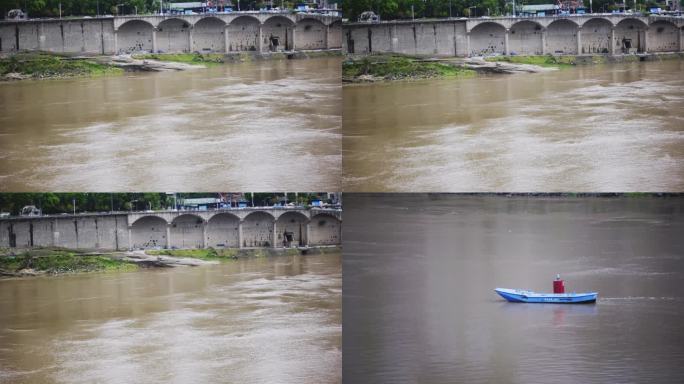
[509,20,544,55]
[157,18,191,53]
[328,20,342,49]
[581,18,612,54]
[470,22,506,56]
[117,20,154,53]
[647,20,679,53]
[193,17,226,52]
[206,213,240,248]
[296,18,327,50]
[131,216,168,249]
[263,16,295,52]
[615,18,648,53]
[276,212,308,248]
[169,214,204,249]
[242,211,275,247]
[228,15,260,52]
[308,213,340,246]
[546,19,578,54]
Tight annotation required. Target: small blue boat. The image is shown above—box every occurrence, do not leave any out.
[495,288,598,304]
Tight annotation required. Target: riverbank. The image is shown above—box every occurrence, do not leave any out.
[343,55,476,82]
[485,52,684,67]
[0,246,341,278]
[1,50,341,81]
[0,52,124,81]
[0,248,138,277]
[344,52,684,83]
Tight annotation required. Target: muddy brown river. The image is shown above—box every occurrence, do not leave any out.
[0,57,341,191]
[343,60,684,191]
[0,253,341,384]
[343,195,684,384]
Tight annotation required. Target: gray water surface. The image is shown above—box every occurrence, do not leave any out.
[0,57,341,191]
[343,60,684,191]
[343,195,684,384]
[0,253,341,384]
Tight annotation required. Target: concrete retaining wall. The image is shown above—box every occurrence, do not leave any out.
[344,15,684,57]
[0,13,340,55]
[1,209,341,251]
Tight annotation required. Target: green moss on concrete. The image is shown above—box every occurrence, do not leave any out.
[485,55,576,68]
[146,248,239,261]
[132,53,225,65]
[343,56,475,81]
[0,53,123,79]
[0,249,138,275]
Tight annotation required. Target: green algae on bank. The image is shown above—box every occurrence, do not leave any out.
[484,54,576,68]
[0,248,138,276]
[132,52,225,65]
[146,246,337,261]
[0,53,123,80]
[343,55,475,82]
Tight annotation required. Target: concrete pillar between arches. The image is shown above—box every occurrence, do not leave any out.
[541,28,547,55]
[113,30,118,54]
[166,224,171,249]
[680,27,684,52]
[325,25,330,50]
[306,221,311,247]
[466,32,471,57]
[224,27,229,53]
[610,27,616,55]
[576,27,582,55]
[188,26,194,53]
[504,29,510,55]
[272,220,277,248]
[152,28,157,53]
[642,28,648,53]
[128,227,132,249]
[202,222,207,248]
[258,25,263,53]
[292,27,296,51]
[238,221,244,249]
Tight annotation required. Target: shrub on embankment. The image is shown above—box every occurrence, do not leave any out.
[343,55,475,82]
[0,248,138,275]
[0,53,123,80]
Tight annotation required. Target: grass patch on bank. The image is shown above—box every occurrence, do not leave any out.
[0,53,123,79]
[343,56,475,81]
[0,249,138,274]
[146,248,239,260]
[132,53,225,65]
[484,55,576,68]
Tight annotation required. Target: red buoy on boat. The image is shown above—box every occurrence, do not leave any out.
[553,274,565,294]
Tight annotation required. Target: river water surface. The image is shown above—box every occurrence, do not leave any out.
[0,57,341,191]
[343,60,684,191]
[0,253,341,384]
[343,195,684,384]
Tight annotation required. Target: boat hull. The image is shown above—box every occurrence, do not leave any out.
[495,288,597,304]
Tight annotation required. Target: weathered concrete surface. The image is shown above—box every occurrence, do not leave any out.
[344,15,684,57]
[0,208,342,251]
[0,12,341,55]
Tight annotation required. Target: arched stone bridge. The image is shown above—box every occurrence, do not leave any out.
[114,12,342,53]
[343,15,684,57]
[0,208,342,251]
[0,13,342,55]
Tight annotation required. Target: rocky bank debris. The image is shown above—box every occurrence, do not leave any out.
[120,250,218,267]
[102,55,206,71]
